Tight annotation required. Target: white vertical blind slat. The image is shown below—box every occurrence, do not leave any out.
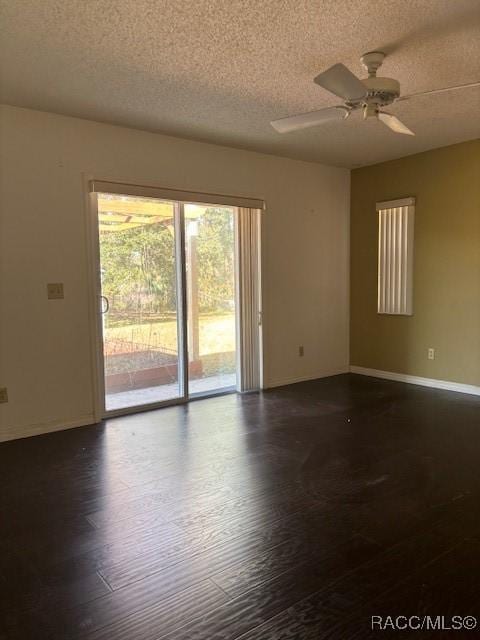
[396,208,402,312]
[401,207,408,313]
[382,211,387,311]
[377,211,383,312]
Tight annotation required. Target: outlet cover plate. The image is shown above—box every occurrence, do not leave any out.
[47,283,64,299]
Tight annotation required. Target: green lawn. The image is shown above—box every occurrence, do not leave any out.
[105,312,236,355]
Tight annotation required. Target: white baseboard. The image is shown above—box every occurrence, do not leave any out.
[264,368,349,389]
[350,366,480,397]
[0,414,97,443]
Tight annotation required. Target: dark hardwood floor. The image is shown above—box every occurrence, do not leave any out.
[1,373,480,639]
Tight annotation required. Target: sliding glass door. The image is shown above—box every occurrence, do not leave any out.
[97,193,184,411]
[95,193,237,414]
[185,204,237,396]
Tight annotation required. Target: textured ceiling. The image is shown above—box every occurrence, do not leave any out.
[1,0,479,167]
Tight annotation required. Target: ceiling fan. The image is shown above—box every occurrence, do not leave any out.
[271,51,480,136]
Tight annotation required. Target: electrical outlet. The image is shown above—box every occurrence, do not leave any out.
[0,387,8,403]
[47,283,64,299]
[299,345,304,357]
[428,348,435,360]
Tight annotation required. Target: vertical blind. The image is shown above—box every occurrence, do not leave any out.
[377,197,415,315]
[236,208,262,392]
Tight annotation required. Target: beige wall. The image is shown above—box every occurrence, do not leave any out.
[351,139,480,386]
[0,105,350,441]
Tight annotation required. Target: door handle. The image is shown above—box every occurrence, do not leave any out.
[100,295,110,314]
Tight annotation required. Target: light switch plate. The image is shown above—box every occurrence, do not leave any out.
[47,283,64,299]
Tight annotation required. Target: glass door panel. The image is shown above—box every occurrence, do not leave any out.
[97,193,183,411]
[184,204,237,395]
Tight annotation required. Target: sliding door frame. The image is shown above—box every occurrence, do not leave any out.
[85,175,264,421]
[175,202,190,400]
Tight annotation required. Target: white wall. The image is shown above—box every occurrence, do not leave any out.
[0,105,350,441]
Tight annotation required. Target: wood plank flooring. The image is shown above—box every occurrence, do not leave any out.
[1,373,480,639]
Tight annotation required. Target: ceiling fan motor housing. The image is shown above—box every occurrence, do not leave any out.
[361,76,401,107]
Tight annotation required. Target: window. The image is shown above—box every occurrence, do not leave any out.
[377,197,415,315]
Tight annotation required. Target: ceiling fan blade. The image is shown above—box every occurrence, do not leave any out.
[314,63,367,102]
[378,112,415,136]
[271,106,349,133]
[397,81,480,102]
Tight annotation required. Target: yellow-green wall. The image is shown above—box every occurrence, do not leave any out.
[350,139,480,386]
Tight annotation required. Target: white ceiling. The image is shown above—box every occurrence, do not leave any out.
[1,0,479,167]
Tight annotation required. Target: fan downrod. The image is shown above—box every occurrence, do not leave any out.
[360,51,386,77]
